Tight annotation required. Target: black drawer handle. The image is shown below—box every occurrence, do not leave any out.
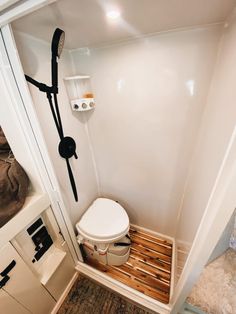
[0,275,10,289]
[0,260,16,289]
[1,260,16,277]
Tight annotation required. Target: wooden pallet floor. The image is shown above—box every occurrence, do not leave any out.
[86,228,172,304]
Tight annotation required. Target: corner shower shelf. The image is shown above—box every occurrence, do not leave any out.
[64,75,95,112]
[64,75,90,80]
[70,97,95,112]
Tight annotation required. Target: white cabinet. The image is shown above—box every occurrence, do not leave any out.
[0,289,29,314]
[12,207,75,301]
[0,242,55,314]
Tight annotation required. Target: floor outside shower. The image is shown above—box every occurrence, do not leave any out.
[85,227,172,304]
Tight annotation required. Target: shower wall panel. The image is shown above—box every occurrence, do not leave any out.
[13,31,99,225]
[176,11,236,269]
[70,25,222,236]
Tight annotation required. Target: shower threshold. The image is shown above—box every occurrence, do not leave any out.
[85,227,172,304]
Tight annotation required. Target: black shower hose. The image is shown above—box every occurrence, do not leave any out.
[25,74,78,202]
[47,92,78,202]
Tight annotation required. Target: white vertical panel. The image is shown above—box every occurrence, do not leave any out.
[175,9,236,271]
[171,127,236,312]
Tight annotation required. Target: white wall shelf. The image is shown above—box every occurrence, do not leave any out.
[64,74,95,112]
[71,97,95,111]
[64,75,90,80]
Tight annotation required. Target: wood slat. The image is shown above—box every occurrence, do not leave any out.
[127,256,171,280]
[131,234,172,257]
[131,233,172,250]
[129,250,171,273]
[85,228,172,304]
[115,263,170,293]
[130,228,172,248]
[87,258,169,304]
[131,242,172,263]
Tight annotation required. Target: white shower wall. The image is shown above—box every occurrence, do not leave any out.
[176,10,236,256]
[70,25,222,235]
[13,31,99,225]
[13,24,222,238]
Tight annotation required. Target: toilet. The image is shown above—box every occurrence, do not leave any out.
[76,198,130,266]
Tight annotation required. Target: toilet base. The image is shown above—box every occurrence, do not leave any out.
[78,235,131,266]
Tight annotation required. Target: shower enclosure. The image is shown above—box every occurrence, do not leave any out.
[1,1,236,313]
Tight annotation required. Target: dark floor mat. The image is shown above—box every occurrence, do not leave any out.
[58,275,156,314]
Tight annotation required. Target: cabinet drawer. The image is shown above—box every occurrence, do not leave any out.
[0,242,55,314]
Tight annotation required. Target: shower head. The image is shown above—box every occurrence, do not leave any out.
[51,28,65,89]
[51,28,65,58]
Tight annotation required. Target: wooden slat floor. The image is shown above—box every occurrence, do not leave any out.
[86,228,172,304]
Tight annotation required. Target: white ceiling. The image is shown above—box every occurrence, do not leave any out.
[13,0,236,49]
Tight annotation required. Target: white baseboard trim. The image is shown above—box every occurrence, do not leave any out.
[51,272,78,314]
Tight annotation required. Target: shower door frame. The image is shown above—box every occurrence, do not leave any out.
[170,126,236,313]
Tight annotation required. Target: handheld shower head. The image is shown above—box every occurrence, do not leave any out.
[51,28,65,58]
[51,28,65,89]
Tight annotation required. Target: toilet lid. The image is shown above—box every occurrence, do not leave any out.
[76,198,129,243]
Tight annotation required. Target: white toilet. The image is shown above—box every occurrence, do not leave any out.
[76,198,131,266]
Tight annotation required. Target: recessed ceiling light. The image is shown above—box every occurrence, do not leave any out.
[106,10,121,20]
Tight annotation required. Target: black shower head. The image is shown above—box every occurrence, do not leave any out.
[51,28,65,58]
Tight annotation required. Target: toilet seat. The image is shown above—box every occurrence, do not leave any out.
[76,198,129,243]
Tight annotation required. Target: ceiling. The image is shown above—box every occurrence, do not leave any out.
[12,0,236,49]
[0,0,19,12]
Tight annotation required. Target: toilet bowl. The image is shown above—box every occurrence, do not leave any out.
[76,198,130,266]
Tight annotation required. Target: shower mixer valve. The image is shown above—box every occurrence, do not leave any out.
[58,136,78,159]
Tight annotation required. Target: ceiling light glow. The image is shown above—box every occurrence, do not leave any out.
[106,10,121,20]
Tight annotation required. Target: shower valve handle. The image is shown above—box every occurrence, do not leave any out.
[58,136,77,159]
